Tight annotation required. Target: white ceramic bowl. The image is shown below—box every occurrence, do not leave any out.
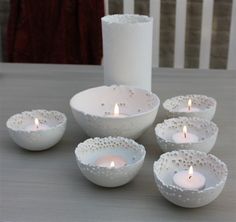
[153,150,228,208]
[70,85,160,139]
[155,117,218,153]
[75,137,146,187]
[163,95,217,120]
[6,110,67,151]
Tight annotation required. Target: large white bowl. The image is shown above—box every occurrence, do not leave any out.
[6,110,67,151]
[153,150,228,208]
[70,85,160,139]
[75,137,146,187]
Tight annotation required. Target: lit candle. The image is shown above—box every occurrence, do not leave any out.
[173,166,206,190]
[95,155,126,168]
[25,118,49,131]
[106,103,127,117]
[179,99,200,112]
[172,125,199,143]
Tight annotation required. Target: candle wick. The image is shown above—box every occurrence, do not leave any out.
[188,105,191,111]
[188,175,192,180]
[184,133,187,138]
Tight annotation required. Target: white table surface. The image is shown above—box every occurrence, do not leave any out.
[0,63,235,222]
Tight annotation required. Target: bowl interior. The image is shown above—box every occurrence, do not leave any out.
[155,117,218,143]
[154,150,227,191]
[163,95,216,112]
[75,137,146,166]
[70,85,159,117]
[7,110,66,130]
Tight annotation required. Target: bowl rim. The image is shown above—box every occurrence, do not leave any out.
[163,94,217,114]
[70,85,160,119]
[6,109,67,132]
[74,136,146,170]
[155,117,218,145]
[153,150,228,194]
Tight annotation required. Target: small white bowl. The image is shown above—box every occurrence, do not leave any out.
[155,117,218,153]
[70,85,160,139]
[6,110,67,151]
[163,95,217,120]
[153,150,228,208]
[75,137,146,187]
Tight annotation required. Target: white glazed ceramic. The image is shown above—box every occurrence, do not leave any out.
[6,110,67,151]
[75,137,146,187]
[163,95,217,120]
[70,85,160,139]
[155,117,218,153]
[153,150,228,208]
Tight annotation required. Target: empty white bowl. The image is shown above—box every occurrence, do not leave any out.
[155,117,218,153]
[163,95,217,120]
[6,110,67,151]
[70,85,160,139]
[153,150,228,208]
[75,137,146,187]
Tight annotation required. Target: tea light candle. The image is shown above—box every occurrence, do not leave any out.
[179,99,200,112]
[25,118,50,131]
[173,166,206,190]
[172,126,199,143]
[106,103,127,117]
[95,155,126,168]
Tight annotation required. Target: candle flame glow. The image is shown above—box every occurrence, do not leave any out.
[183,125,187,138]
[188,99,192,111]
[34,118,39,129]
[110,161,115,168]
[114,103,119,116]
[188,166,193,179]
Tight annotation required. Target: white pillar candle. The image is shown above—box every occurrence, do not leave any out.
[95,155,126,168]
[172,126,199,143]
[102,14,153,91]
[173,166,206,190]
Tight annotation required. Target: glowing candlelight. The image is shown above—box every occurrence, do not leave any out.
[104,103,127,117]
[110,161,115,168]
[34,118,39,129]
[188,165,193,179]
[114,103,120,117]
[95,155,126,168]
[173,166,206,190]
[188,99,192,111]
[172,126,198,143]
[179,98,200,112]
[183,125,187,139]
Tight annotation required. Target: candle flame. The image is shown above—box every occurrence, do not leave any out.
[188,166,193,179]
[188,99,192,111]
[110,161,115,168]
[34,118,39,129]
[183,125,187,138]
[114,103,119,116]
